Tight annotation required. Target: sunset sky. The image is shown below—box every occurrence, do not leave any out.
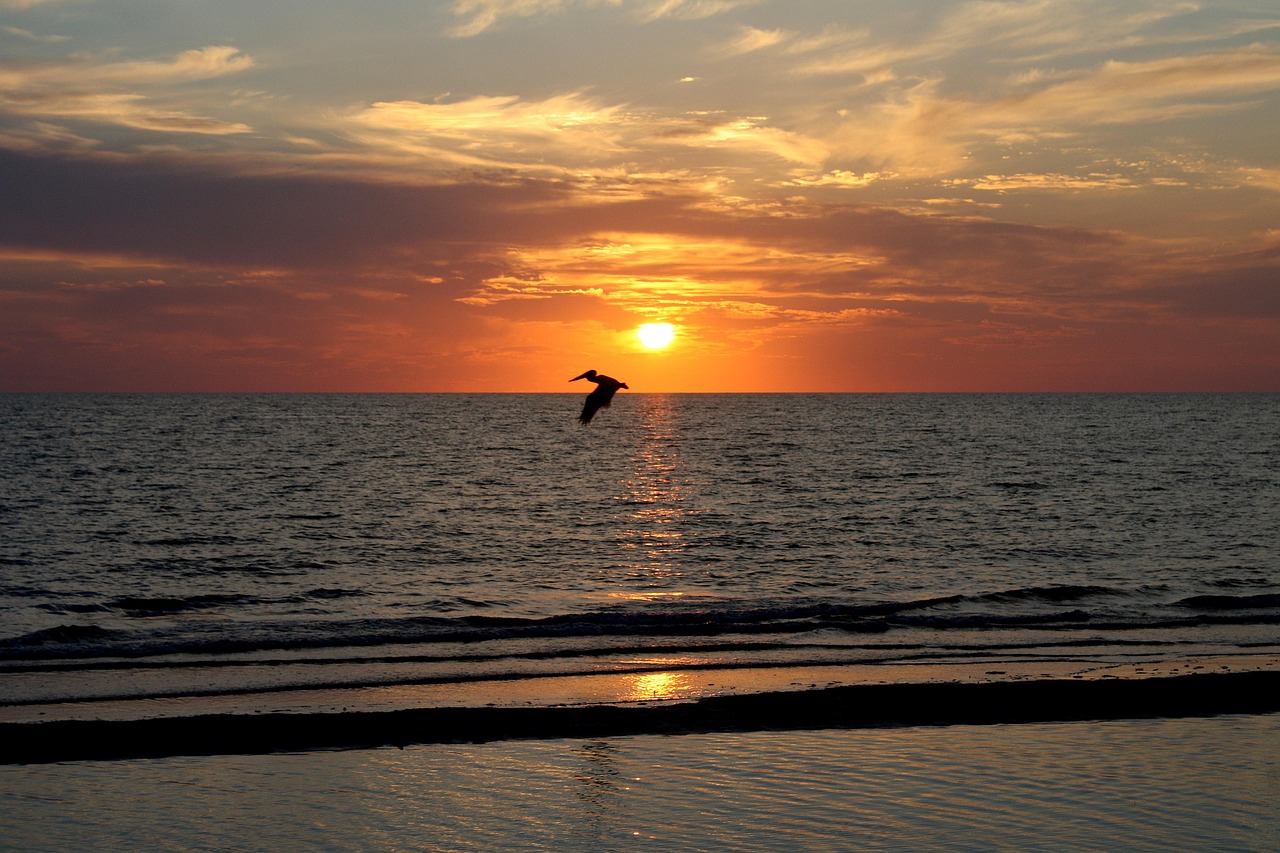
[2,0,1277,391]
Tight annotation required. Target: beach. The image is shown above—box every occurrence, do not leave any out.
[3,659,1278,850]
[2,659,1278,764]
[3,710,1276,852]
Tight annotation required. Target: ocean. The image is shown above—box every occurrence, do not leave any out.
[2,392,1278,723]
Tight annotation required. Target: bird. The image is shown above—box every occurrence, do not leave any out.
[570,369,628,424]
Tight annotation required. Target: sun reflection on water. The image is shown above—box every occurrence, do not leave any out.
[614,395,693,586]
[622,668,695,702]
[607,590,685,603]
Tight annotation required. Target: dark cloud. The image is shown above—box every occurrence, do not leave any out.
[0,149,693,270]
[2,147,1132,286]
[1156,260,1280,319]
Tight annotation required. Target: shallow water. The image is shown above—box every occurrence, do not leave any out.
[3,714,1276,852]
[2,393,1277,715]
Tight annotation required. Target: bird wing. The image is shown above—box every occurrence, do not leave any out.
[578,384,619,424]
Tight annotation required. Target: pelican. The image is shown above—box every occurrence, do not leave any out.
[570,369,628,424]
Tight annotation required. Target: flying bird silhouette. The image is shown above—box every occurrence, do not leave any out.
[570,369,628,424]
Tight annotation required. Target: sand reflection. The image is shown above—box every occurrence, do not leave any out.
[570,740,622,842]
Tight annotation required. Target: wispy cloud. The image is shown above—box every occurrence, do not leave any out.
[0,46,255,134]
[346,92,826,177]
[964,173,1142,191]
[735,2,1270,80]
[5,93,253,134]
[983,45,1280,126]
[0,45,252,88]
[786,170,886,188]
[3,26,70,43]
[716,25,792,57]
[447,0,755,37]
[447,0,596,38]
[811,43,1280,177]
[650,113,827,166]
[634,0,760,24]
[348,92,629,172]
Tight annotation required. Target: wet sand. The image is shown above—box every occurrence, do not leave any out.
[3,665,1277,765]
[4,715,1277,852]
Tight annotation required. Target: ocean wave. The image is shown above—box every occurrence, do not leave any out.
[105,594,257,616]
[986,480,1048,490]
[288,587,369,602]
[7,624,119,647]
[890,609,1091,628]
[136,535,236,547]
[968,584,1121,604]
[3,585,1276,664]
[36,602,113,615]
[29,587,372,620]
[1175,592,1280,611]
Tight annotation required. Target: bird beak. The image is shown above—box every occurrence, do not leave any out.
[569,372,590,382]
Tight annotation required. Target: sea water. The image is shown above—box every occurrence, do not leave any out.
[1,393,1277,716]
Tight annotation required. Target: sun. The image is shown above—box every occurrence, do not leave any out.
[636,323,676,350]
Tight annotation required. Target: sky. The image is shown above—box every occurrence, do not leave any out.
[1,0,1278,392]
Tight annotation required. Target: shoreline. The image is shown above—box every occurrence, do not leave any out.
[3,668,1277,765]
[6,650,1275,723]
